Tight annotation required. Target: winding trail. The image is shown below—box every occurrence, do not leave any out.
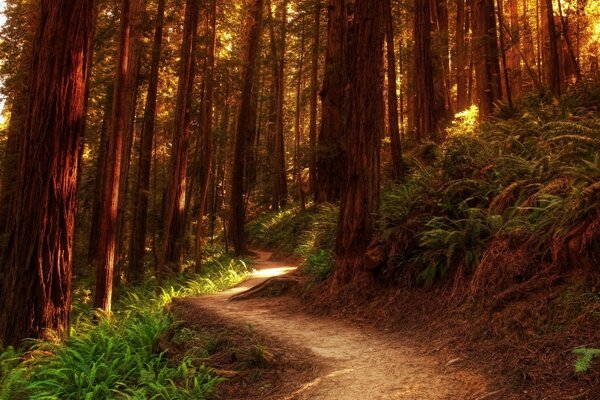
[179,251,495,400]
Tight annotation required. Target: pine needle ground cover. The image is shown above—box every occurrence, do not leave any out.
[0,248,250,399]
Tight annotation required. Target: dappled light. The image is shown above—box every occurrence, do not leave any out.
[1,0,600,398]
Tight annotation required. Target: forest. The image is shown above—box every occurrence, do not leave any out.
[0,0,599,398]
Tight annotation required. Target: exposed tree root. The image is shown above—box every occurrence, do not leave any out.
[230,276,303,301]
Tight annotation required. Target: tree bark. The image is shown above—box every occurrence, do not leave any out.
[158,0,200,279]
[317,0,346,203]
[456,0,469,111]
[229,0,264,255]
[0,0,93,346]
[308,0,321,201]
[129,0,166,284]
[414,0,436,140]
[195,0,217,271]
[95,0,144,311]
[545,0,561,95]
[472,0,502,119]
[384,0,403,181]
[333,0,383,286]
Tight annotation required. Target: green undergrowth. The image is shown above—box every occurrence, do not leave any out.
[247,203,338,281]
[0,246,250,399]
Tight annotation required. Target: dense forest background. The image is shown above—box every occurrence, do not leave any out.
[0,0,600,398]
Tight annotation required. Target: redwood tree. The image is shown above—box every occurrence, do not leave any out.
[414,0,436,140]
[317,0,346,203]
[95,0,144,311]
[229,0,264,255]
[308,0,321,200]
[129,0,166,283]
[333,0,384,285]
[158,0,200,277]
[0,0,93,346]
[384,0,404,180]
[472,0,502,118]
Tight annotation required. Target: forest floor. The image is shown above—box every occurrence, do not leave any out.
[173,250,502,400]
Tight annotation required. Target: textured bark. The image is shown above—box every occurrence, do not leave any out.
[267,0,288,210]
[195,0,217,271]
[158,0,199,278]
[384,0,403,181]
[95,0,144,311]
[507,0,522,99]
[0,0,93,346]
[308,0,320,201]
[545,0,561,95]
[317,0,346,203]
[333,0,383,286]
[294,18,307,210]
[88,85,114,265]
[229,0,264,255]
[497,0,513,108]
[414,0,436,141]
[456,0,469,111]
[430,0,452,123]
[472,0,502,118]
[129,0,166,284]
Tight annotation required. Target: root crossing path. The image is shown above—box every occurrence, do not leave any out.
[178,251,495,400]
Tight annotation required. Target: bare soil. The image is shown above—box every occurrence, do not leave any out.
[174,251,500,399]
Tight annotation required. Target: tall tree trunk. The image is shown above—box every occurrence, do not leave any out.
[472,0,502,119]
[507,0,522,99]
[129,0,166,284]
[158,0,199,279]
[497,0,514,108]
[95,0,144,311]
[545,0,561,95]
[88,85,113,265]
[333,0,383,286]
[456,0,469,111]
[414,0,436,140]
[308,0,320,201]
[267,0,288,210]
[229,0,264,255]
[195,0,217,271]
[294,18,307,210]
[384,0,403,181]
[430,0,452,124]
[317,0,346,203]
[0,0,93,346]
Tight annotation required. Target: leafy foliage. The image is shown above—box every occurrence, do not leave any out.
[0,250,249,399]
[573,348,600,374]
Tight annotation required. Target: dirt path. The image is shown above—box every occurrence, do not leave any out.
[179,251,496,400]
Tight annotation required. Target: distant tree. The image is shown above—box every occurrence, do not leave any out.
[0,0,93,346]
[317,0,346,203]
[472,0,502,118]
[230,0,265,255]
[414,0,436,140]
[308,0,321,201]
[129,0,166,284]
[158,0,200,278]
[95,0,144,311]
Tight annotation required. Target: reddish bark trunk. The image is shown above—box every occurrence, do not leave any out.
[384,0,404,181]
[158,0,200,278]
[195,0,217,271]
[95,0,144,311]
[414,0,436,140]
[308,0,321,201]
[0,0,93,346]
[317,0,346,203]
[472,0,502,118]
[333,0,383,286]
[129,0,166,283]
[229,0,264,255]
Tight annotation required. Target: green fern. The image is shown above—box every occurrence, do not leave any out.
[573,348,600,374]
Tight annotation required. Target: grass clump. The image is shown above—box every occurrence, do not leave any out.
[0,248,249,399]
